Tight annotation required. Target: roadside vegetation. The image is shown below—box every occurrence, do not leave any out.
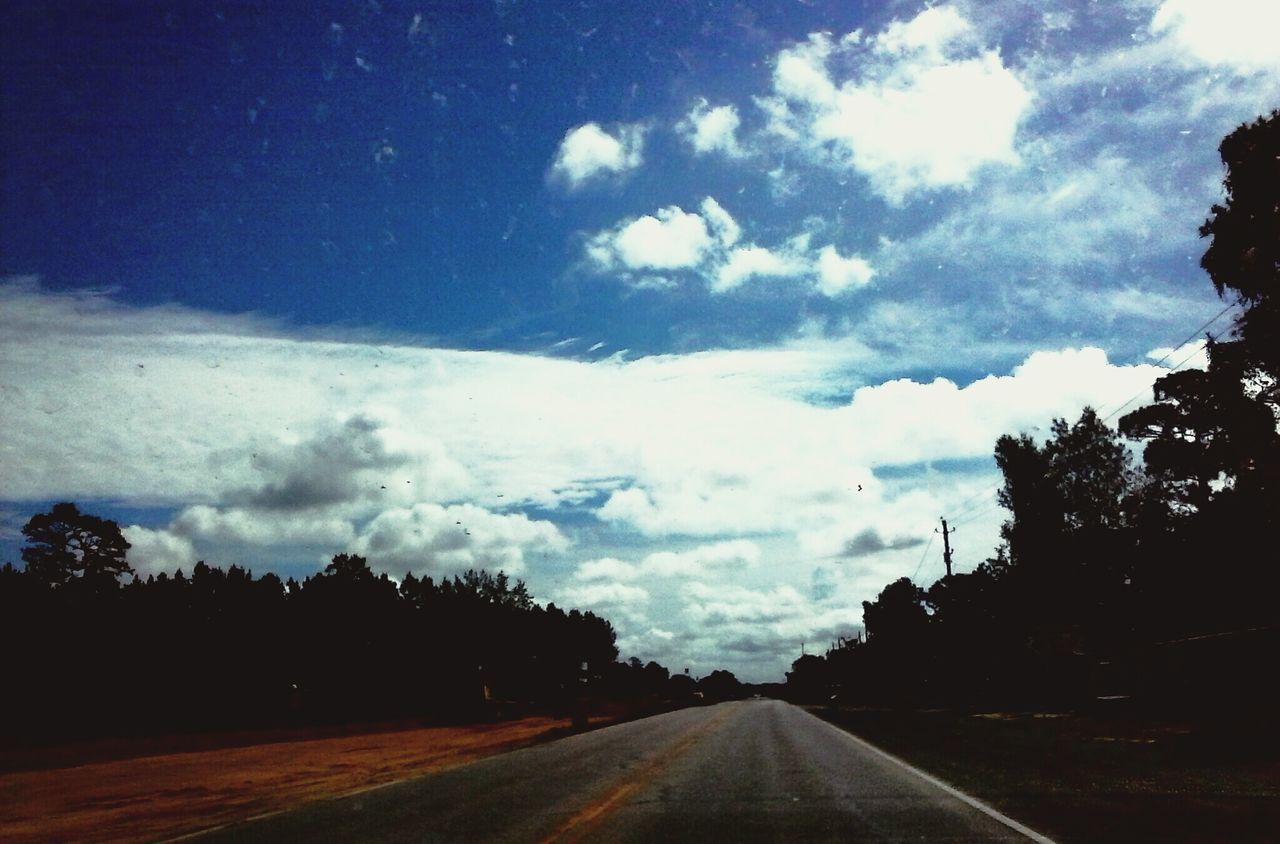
[0,528,746,747]
[786,107,1280,844]
[814,707,1280,844]
[786,111,1280,725]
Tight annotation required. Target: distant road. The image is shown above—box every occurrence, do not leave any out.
[191,700,1052,842]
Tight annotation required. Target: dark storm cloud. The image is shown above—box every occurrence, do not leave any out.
[840,528,924,559]
[235,415,407,510]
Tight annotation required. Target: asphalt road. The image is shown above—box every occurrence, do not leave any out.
[192,700,1053,843]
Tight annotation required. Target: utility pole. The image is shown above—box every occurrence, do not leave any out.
[939,517,954,578]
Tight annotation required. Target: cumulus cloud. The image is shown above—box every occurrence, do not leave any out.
[575,539,760,582]
[586,198,874,297]
[1,285,1172,546]
[557,581,651,624]
[1151,0,1280,73]
[678,99,745,157]
[233,415,407,511]
[700,197,741,248]
[593,346,1167,539]
[170,505,356,548]
[123,525,198,577]
[2,283,1190,677]
[815,245,875,295]
[833,347,1165,468]
[684,582,809,626]
[587,204,714,272]
[714,244,808,293]
[351,502,567,577]
[643,539,760,577]
[761,6,1033,202]
[1147,338,1210,371]
[551,122,646,187]
[575,557,640,582]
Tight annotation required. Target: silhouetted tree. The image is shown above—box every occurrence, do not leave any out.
[786,653,829,703]
[810,111,1280,713]
[21,502,133,591]
[1119,111,1280,639]
[1199,109,1280,384]
[1121,350,1276,519]
[325,552,374,581]
[699,669,743,701]
[862,578,928,644]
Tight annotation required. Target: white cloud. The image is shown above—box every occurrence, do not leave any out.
[684,582,809,626]
[763,9,1033,202]
[714,245,807,293]
[575,556,640,582]
[875,5,974,59]
[904,152,1169,273]
[351,502,567,577]
[551,122,646,188]
[123,525,198,577]
[587,204,714,271]
[575,539,761,583]
[641,539,760,577]
[679,99,745,157]
[559,581,650,607]
[774,34,837,106]
[699,197,741,248]
[1151,0,1280,73]
[557,581,651,624]
[0,285,1168,538]
[1147,338,1210,371]
[833,347,1164,468]
[586,199,874,297]
[815,245,875,295]
[171,505,356,548]
[1,283,1187,678]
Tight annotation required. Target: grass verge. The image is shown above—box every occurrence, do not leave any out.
[813,706,1280,843]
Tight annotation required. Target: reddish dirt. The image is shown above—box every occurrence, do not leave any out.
[0,716,574,843]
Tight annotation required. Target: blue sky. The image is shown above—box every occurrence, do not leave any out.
[3,0,1279,680]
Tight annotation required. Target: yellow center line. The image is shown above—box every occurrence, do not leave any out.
[538,706,739,844]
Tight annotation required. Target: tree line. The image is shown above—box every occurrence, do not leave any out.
[1,503,750,743]
[789,111,1280,717]
[1,534,619,740]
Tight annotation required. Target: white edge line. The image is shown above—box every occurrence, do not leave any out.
[807,708,1058,844]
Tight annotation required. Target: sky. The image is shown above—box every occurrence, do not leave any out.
[2,0,1279,681]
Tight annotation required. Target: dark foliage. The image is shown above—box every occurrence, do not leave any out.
[0,538,622,741]
[21,502,133,592]
[786,111,1280,716]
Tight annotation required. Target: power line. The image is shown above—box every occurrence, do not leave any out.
[1100,309,1235,424]
[910,533,935,582]
[1143,302,1237,371]
[941,303,1241,533]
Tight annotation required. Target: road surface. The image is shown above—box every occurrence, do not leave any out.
[191,700,1053,842]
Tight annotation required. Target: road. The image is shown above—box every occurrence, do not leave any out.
[191,700,1053,843]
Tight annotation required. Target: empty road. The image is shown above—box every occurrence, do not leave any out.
[193,700,1052,843]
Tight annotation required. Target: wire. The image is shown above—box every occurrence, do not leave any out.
[1143,302,1237,370]
[940,303,1240,533]
[948,484,1001,524]
[910,533,935,583]
[1100,302,1238,423]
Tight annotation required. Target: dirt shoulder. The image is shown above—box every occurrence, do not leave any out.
[0,715,579,843]
[813,706,1280,843]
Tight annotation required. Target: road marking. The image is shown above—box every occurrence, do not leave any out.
[810,709,1057,843]
[538,705,739,843]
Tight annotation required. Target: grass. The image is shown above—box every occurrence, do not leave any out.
[813,705,1280,843]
